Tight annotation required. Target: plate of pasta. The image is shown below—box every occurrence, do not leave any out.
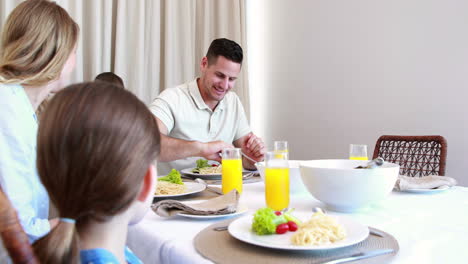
[228,212,369,251]
[154,181,206,198]
[181,167,252,180]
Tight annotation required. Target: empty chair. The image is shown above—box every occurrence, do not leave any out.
[372,135,447,177]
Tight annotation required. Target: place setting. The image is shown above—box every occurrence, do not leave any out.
[153,149,253,218]
[393,174,457,194]
[189,143,404,263]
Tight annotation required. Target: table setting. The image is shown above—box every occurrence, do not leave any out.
[128,142,468,264]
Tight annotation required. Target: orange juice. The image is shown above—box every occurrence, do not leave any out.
[265,167,289,211]
[222,158,243,194]
[274,150,289,159]
[349,156,368,160]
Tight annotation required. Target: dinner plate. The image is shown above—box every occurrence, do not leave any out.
[181,168,252,180]
[228,212,369,251]
[177,204,249,219]
[154,182,206,198]
[401,185,451,194]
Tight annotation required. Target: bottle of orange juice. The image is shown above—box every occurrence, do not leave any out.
[265,151,289,211]
[221,148,243,194]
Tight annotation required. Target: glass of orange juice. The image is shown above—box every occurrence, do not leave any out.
[274,140,289,159]
[221,148,243,194]
[349,144,368,160]
[265,151,289,211]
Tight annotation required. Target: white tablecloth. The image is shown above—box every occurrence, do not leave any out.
[127,183,468,264]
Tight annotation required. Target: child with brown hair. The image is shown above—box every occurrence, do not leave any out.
[33,81,160,264]
[95,72,125,88]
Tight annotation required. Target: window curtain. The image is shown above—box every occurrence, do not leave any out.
[0,0,250,116]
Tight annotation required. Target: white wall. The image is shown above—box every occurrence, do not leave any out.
[247,0,468,186]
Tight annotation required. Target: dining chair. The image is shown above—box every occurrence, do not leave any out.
[0,187,39,264]
[372,135,447,177]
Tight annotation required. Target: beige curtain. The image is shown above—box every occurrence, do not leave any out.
[0,0,249,115]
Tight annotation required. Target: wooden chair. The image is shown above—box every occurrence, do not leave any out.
[0,187,39,264]
[372,135,447,177]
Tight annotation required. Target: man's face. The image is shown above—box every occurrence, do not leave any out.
[199,56,241,104]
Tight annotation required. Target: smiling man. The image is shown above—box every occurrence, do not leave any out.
[150,38,265,175]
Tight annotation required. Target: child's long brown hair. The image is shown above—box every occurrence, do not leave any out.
[33,82,160,263]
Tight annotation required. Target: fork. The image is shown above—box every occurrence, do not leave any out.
[195,178,224,195]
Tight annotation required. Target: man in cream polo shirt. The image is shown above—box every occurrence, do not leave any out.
[149,38,265,175]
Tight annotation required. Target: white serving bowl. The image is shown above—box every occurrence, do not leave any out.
[299,159,399,212]
[255,160,308,194]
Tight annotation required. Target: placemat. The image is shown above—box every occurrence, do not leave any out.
[194,219,399,264]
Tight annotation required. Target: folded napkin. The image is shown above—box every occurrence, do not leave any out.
[152,190,239,217]
[394,175,457,191]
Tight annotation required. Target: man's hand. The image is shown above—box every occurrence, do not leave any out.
[235,133,265,169]
[200,140,234,162]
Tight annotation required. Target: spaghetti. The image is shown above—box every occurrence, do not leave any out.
[155,181,186,195]
[291,211,346,246]
[198,166,222,174]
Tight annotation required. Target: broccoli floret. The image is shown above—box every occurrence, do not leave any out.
[158,169,183,185]
[251,208,287,235]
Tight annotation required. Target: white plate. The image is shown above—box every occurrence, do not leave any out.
[181,168,252,180]
[154,182,206,198]
[228,212,369,251]
[177,204,249,219]
[401,185,452,194]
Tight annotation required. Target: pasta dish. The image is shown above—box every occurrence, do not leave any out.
[155,181,186,195]
[291,211,346,246]
[198,165,222,174]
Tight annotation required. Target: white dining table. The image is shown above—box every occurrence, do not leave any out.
[127,182,468,264]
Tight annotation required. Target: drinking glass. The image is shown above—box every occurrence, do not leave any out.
[264,151,289,211]
[221,148,243,194]
[349,144,368,160]
[274,140,289,159]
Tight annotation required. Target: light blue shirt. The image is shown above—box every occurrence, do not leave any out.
[80,247,142,264]
[0,83,50,241]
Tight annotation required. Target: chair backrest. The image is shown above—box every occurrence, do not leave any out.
[0,187,39,264]
[372,135,447,177]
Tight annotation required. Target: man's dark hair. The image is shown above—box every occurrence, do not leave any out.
[206,38,243,65]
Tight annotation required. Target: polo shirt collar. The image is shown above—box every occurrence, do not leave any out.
[189,78,226,112]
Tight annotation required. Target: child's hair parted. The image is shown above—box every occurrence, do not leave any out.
[0,0,79,86]
[33,82,160,263]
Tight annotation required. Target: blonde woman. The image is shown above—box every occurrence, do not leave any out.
[0,0,79,241]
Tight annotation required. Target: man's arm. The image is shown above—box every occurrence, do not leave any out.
[233,132,266,170]
[155,117,233,162]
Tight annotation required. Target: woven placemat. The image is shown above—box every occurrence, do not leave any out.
[194,219,399,264]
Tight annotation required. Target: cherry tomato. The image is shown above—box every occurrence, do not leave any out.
[211,164,218,167]
[276,223,289,234]
[274,211,282,216]
[287,221,298,232]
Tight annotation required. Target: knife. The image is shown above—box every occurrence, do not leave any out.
[321,248,395,264]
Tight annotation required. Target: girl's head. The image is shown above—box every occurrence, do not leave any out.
[0,0,79,86]
[34,82,160,262]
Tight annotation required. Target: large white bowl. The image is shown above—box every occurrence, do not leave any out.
[299,159,399,212]
[255,160,308,194]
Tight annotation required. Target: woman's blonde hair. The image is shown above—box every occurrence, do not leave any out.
[0,0,79,86]
[33,82,161,263]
